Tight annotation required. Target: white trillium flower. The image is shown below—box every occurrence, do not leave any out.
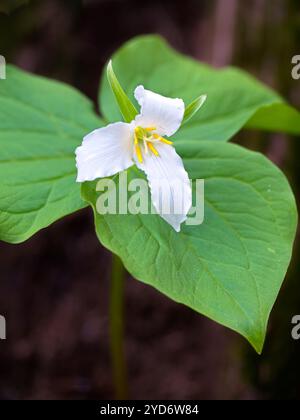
[76,85,192,232]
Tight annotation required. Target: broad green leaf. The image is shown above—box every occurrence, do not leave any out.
[107,61,138,123]
[82,141,297,353]
[246,103,300,134]
[99,35,300,141]
[0,65,102,243]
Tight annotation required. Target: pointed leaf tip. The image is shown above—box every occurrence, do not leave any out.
[106,60,138,123]
[182,94,207,125]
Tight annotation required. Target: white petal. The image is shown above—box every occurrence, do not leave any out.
[76,122,134,182]
[134,85,185,137]
[134,143,192,232]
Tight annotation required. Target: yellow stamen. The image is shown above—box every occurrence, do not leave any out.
[147,142,159,156]
[153,134,173,145]
[145,126,157,131]
[134,129,139,144]
[160,138,173,145]
[135,144,143,163]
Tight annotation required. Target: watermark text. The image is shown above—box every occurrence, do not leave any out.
[0,315,6,340]
[292,315,300,340]
[0,55,6,79]
[292,55,300,80]
[95,172,204,227]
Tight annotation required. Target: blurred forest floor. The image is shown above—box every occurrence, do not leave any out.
[0,0,300,400]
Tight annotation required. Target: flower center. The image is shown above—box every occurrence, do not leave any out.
[134,126,173,163]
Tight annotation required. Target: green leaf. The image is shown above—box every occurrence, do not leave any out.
[99,35,300,141]
[0,65,102,243]
[82,141,298,353]
[182,94,207,125]
[246,103,300,134]
[106,60,138,123]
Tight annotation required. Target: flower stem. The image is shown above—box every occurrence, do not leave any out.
[109,254,128,399]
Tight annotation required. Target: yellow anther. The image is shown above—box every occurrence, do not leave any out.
[159,138,173,145]
[153,134,173,145]
[147,142,159,156]
[134,128,139,144]
[135,144,143,163]
[134,126,167,161]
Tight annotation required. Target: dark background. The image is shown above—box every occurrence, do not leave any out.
[0,0,300,400]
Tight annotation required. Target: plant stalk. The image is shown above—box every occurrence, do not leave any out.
[109,254,128,399]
